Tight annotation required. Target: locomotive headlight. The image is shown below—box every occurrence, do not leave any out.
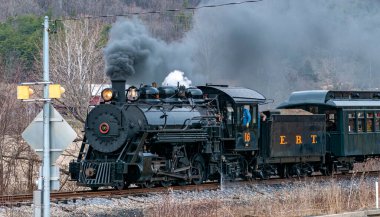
[127,86,139,101]
[101,88,114,102]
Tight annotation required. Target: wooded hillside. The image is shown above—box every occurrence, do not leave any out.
[0,0,198,82]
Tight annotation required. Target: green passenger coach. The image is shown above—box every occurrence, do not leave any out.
[278,90,380,173]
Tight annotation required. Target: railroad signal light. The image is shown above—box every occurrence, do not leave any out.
[17,85,34,100]
[49,84,65,99]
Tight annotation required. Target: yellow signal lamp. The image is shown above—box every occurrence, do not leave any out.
[17,85,34,100]
[49,84,65,99]
[101,88,115,102]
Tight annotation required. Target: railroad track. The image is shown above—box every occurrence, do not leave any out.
[0,182,220,206]
[1,170,378,207]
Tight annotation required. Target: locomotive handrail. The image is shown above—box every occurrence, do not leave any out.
[145,128,208,133]
[145,104,163,112]
[259,98,273,105]
[181,115,218,130]
[169,104,183,111]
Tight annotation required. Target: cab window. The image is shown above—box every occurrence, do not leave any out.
[226,105,234,124]
[240,105,256,129]
[251,106,257,125]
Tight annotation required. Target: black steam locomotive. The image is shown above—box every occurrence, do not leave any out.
[69,79,380,190]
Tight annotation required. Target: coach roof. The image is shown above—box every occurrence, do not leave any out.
[278,90,380,108]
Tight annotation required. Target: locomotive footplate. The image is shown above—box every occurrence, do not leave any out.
[69,156,155,188]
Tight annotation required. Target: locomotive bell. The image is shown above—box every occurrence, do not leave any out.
[127,86,139,101]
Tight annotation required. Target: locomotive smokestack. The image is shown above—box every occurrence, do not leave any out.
[111,79,126,103]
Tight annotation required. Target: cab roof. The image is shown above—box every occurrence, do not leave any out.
[278,90,380,108]
[198,85,266,104]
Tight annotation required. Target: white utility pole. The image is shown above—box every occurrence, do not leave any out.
[42,15,51,217]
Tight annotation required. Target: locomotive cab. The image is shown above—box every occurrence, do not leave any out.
[198,85,265,152]
[222,102,260,150]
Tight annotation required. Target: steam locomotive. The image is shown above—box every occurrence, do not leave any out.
[69,79,380,190]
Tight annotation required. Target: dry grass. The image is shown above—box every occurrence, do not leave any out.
[146,195,223,217]
[245,177,374,216]
[145,175,378,217]
[354,158,380,172]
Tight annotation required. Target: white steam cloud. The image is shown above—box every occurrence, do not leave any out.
[162,70,192,87]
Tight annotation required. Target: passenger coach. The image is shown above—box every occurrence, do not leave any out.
[278,90,380,174]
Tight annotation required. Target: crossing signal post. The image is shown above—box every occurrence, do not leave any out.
[17,16,75,217]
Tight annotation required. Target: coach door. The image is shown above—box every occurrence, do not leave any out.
[235,103,258,151]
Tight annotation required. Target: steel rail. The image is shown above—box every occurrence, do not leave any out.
[0,170,378,207]
[0,183,220,206]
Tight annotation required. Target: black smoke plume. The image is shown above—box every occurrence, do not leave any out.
[104,0,380,107]
[104,18,193,82]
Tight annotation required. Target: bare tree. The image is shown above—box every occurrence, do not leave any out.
[0,79,40,194]
[0,0,42,20]
[49,19,107,124]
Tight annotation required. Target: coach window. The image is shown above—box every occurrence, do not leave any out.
[348,112,356,133]
[326,110,337,131]
[376,112,380,131]
[308,106,318,114]
[367,112,374,132]
[357,112,365,132]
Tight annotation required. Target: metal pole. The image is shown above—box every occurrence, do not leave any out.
[220,156,223,191]
[42,16,50,217]
[33,190,42,217]
[34,166,43,217]
[376,181,379,209]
